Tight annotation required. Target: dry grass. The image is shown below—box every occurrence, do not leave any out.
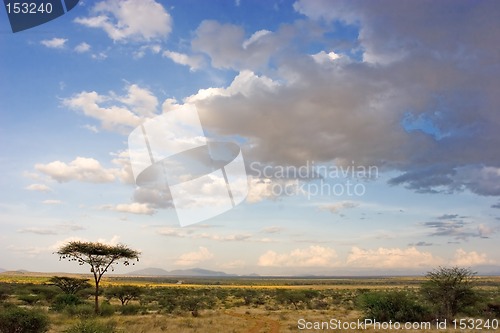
[45,308,499,333]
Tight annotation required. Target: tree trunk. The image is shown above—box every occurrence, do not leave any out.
[95,283,99,314]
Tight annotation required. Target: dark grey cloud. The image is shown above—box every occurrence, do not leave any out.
[409,241,433,247]
[422,217,497,240]
[437,214,459,220]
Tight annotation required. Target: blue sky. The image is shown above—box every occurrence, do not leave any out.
[1,0,500,276]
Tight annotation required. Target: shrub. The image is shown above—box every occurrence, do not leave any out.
[104,285,142,306]
[0,284,11,302]
[17,294,41,306]
[120,304,141,315]
[64,304,95,318]
[64,319,116,333]
[51,294,82,311]
[359,290,432,322]
[421,266,478,320]
[0,305,50,333]
[99,302,115,317]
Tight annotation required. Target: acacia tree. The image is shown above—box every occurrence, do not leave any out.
[49,276,91,295]
[56,241,140,314]
[105,285,142,306]
[421,266,477,320]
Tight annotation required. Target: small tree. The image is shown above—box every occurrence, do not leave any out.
[421,266,478,320]
[49,276,92,295]
[105,285,142,306]
[56,241,140,314]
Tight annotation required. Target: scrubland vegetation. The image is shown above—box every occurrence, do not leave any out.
[0,267,499,332]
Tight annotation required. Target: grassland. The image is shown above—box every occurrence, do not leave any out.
[1,271,499,332]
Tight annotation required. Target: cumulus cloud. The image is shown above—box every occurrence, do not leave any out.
[162,50,204,71]
[74,42,91,53]
[63,84,158,133]
[35,157,116,183]
[105,202,155,215]
[75,0,172,42]
[25,184,52,192]
[175,246,214,266]
[451,248,493,266]
[40,38,67,48]
[346,246,442,268]
[258,245,338,267]
[181,1,500,200]
[192,21,286,71]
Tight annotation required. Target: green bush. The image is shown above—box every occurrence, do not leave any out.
[51,294,82,311]
[99,302,115,317]
[0,284,12,302]
[0,305,49,333]
[359,290,432,323]
[64,319,116,333]
[64,304,95,318]
[120,304,141,315]
[17,294,41,305]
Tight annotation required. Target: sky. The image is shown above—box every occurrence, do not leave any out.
[1,0,500,276]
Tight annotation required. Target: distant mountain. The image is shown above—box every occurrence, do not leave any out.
[168,268,236,277]
[126,267,170,276]
[0,268,5,273]
[127,267,236,277]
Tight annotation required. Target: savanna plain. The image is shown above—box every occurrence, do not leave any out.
[1,271,499,333]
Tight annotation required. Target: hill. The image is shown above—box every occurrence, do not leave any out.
[127,267,236,277]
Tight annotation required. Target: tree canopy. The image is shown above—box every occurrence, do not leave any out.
[421,266,477,320]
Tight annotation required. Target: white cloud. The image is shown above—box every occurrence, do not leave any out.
[162,50,204,71]
[18,227,58,235]
[319,201,359,214]
[134,44,162,58]
[75,0,172,42]
[175,246,214,266]
[115,84,158,118]
[74,42,91,53]
[42,200,63,205]
[40,38,67,48]
[91,51,108,60]
[311,50,341,64]
[242,29,271,49]
[63,84,159,133]
[63,91,140,132]
[50,237,86,252]
[35,157,116,183]
[25,184,52,192]
[82,124,99,133]
[346,246,442,269]
[106,203,155,215]
[258,245,338,267]
[97,235,121,245]
[198,233,252,242]
[451,249,493,266]
[17,223,84,236]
